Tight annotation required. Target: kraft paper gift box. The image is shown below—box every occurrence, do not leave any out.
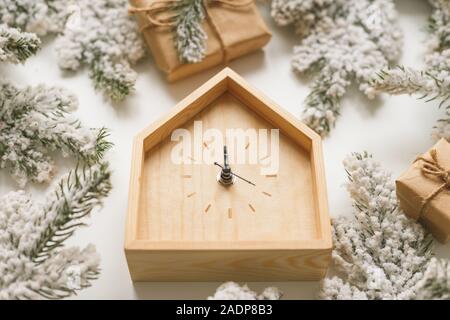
[129,0,271,82]
[396,139,450,243]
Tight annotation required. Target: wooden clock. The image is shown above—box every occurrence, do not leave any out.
[125,68,332,281]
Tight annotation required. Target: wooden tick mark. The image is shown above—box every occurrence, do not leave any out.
[265,174,277,178]
[262,191,272,197]
[248,204,255,213]
[228,208,233,219]
[182,174,192,178]
[203,142,209,149]
[245,142,250,150]
[187,192,196,198]
[204,204,211,213]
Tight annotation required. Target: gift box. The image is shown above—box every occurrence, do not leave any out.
[396,139,450,243]
[129,0,271,82]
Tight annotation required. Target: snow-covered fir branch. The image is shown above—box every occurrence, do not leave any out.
[173,0,207,63]
[373,67,440,96]
[271,0,403,136]
[0,81,112,186]
[319,152,438,300]
[373,67,450,141]
[270,0,334,37]
[428,0,450,52]
[0,0,146,101]
[129,0,208,63]
[434,114,450,141]
[416,258,450,300]
[372,1,450,141]
[0,0,69,36]
[0,162,112,300]
[0,24,40,63]
[208,282,282,300]
[55,0,146,101]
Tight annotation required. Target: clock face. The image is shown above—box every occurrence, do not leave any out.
[140,93,318,242]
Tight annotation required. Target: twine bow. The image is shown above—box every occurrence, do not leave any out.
[129,0,253,62]
[415,148,450,216]
[129,0,253,27]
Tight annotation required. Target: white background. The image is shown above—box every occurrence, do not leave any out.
[1,0,449,299]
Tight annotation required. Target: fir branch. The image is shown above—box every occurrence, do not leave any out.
[371,1,450,141]
[0,0,146,101]
[0,163,112,300]
[433,110,450,141]
[54,0,146,101]
[90,57,137,102]
[30,245,100,299]
[373,66,450,141]
[270,0,334,34]
[90,127,113,163]
[302,72,344,136]
[319,152,436,300]
[416,258,450,300]
[373,67,449,102]
[0,0,70,36]
[428,0,450,52]
[208,282,282,300]
[30,163,112,264]
[271,0,403,137]
[0,81,113,186]
[0,24,40,63]
[373,66,450,140]
[172,0,207,63]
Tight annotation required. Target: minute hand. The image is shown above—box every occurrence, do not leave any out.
[214,162,256,187]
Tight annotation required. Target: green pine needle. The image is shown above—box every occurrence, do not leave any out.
[0,24,41,64]
[31,162,112,264]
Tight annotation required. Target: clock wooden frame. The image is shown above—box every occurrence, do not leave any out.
[125,68,332,281]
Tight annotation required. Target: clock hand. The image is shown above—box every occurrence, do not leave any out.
[217,146,234,185]
[223,145,230,170]
[214,162,256,187]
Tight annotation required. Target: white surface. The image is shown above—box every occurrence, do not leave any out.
[1,0,449,299]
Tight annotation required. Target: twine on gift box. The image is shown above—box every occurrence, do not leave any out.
[415,148,450,216]
[129,0,253,63]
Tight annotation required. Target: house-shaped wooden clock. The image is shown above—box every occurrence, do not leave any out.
[125,68,332,281]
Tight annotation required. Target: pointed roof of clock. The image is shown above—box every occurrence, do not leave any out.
[135,67,322,152]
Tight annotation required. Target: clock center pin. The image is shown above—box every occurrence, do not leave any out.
[216,145,236,186]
